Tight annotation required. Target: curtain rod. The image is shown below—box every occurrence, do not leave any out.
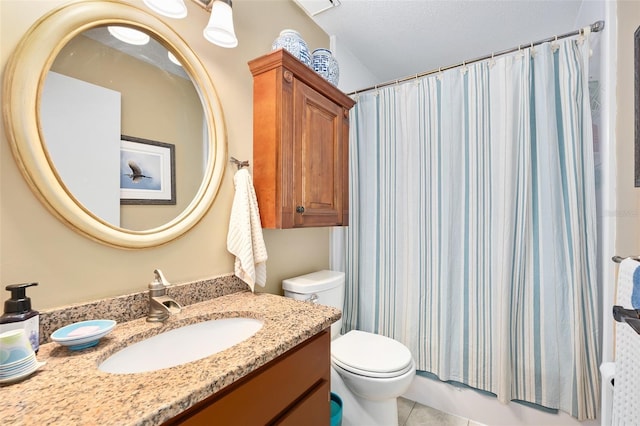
[347,20,605,96]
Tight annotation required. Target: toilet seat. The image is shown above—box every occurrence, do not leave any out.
[331,330,414,378]
[332,357,415,378]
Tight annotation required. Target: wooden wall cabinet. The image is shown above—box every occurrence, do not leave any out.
[164,330,331,425]
[249,49,355,228]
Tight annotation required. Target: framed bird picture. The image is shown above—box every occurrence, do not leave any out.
[120,135,176,205]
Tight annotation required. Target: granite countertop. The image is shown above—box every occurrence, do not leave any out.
[1,291,341,426]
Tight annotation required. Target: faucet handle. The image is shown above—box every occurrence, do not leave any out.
[150,269,171,290]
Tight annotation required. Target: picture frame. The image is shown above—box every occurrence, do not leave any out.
[120,135,176,205]
[635,26,640,187]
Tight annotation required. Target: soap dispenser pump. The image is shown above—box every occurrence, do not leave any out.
[0,282,39,352]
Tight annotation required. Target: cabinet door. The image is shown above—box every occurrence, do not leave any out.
[293,80,345,227]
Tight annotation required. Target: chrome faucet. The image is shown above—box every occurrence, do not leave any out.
[147,269,182,322]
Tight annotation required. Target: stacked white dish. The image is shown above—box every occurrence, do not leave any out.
[51,319,116,350]
[0,329,45,384]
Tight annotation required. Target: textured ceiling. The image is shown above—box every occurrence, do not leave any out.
[295,0,586,83]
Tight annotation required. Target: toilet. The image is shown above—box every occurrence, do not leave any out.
[283,270,415,426]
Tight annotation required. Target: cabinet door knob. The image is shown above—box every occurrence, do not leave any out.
[296,206,305,214]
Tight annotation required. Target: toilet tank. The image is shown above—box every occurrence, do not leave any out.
[282,270,344,338]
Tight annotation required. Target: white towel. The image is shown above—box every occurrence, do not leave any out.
[226,168,268,292]
[612,258,640,425]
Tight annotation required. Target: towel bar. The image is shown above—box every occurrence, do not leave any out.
[613,305,640,335]
[612,255,640,263]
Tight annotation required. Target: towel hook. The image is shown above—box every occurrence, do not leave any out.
[230,157,250,170]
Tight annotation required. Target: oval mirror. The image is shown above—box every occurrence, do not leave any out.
[3,1,227,248]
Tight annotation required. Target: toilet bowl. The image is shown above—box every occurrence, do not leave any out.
[283,270,416,426]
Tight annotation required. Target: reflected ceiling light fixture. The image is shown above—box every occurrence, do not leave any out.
[142,0,188,19]
[200,0,238,48]
[167,51,182,66]
[107,26,150,45]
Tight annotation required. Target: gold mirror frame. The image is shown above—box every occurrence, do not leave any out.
[2,1,227,249]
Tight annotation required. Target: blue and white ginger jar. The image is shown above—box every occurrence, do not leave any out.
[271,29,311,67]
[311,48,339,86]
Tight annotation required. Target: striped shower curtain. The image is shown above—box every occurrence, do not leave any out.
[339,36,599,420]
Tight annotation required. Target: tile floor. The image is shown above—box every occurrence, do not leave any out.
[398,397,486,426]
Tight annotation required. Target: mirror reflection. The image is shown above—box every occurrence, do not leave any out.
[40,26,207,231]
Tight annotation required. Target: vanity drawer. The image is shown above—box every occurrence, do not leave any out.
[165,329,331,425]
[274,379,331,426]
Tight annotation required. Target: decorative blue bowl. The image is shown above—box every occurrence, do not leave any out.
[51,319,116,351]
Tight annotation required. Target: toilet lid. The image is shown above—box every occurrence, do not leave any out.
[331,330,413,377]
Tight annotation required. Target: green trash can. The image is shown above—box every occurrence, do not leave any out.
[330,392,343,426]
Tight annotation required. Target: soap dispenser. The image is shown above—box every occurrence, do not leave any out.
[0,282,39,352]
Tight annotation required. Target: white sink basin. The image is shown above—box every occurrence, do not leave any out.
[98,317,263,374]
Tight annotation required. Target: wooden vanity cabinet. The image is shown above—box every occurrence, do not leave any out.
[164,329,331,425]
[249,49,355,228]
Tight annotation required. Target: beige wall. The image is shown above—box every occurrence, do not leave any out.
[616,1,640,255]
[0,0,331,309]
